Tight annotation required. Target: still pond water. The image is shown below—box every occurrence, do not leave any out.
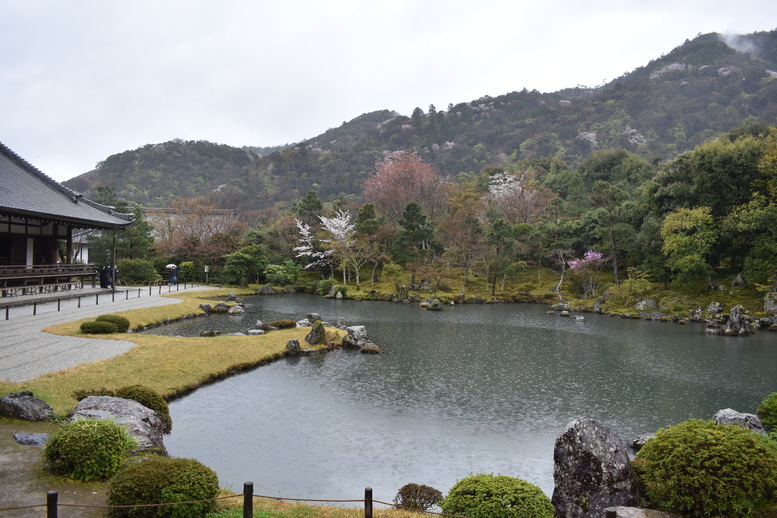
[154,294,776,500]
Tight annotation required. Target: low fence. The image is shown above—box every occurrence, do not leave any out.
[1,282,198,320]
[0,484,623,518]
[0,484,448,518]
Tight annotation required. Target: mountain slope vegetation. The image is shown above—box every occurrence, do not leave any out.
[64,30,777,211]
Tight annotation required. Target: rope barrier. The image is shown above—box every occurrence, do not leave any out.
[0,490,447,515]
[254,493,364,504]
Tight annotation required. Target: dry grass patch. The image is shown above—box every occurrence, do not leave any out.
[211,494,428,518]
[0,288,336,415]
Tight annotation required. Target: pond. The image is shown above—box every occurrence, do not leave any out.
[155,294,777,501]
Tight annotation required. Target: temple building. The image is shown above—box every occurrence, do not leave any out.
[0,141,133,295]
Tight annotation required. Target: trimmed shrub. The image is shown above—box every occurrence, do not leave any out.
[271,320,297,329]
[118,258,158,284]
[115,385,172,434]
[178,261,196,283]
[80,320,119,334]
[315,278,336,296]
[635,419,777,517]
[107,457,219,518]
[44,418,135,481]
[757,392,777,431]
[394,483,443,511]
[96,315,131,333]
[441,474,554,518]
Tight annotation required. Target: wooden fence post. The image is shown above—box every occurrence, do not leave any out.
[364,487,373,518]
[47,491,58,518]
[243,482,253,518]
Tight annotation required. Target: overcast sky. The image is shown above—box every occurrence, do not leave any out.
[1,1,775,182]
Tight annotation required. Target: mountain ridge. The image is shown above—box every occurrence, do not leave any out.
[64,30,777,210]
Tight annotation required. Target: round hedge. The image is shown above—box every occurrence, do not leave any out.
[44,418,134,481]
[441,474,554,518]
[96,314,131,333]
[80,320,119,334]
[757,392,777,431]
[635,419,777,517]
[115,385,172,434]
[107,457,219,518]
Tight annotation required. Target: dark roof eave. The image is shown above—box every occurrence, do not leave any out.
[0,207,134,230]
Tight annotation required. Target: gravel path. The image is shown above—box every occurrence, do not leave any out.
[0,285,217,383]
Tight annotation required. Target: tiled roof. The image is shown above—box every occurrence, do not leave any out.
[0,141,133,229]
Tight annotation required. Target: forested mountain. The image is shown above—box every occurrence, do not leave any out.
[64,30,777,211]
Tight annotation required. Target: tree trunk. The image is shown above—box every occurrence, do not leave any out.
[609,216,620,285]
[370,261,379,287]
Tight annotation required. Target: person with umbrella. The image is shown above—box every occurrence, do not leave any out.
[167,263,180,285]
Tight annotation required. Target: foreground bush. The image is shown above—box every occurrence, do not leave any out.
[107,457,219,518]
[44,418,134,481]
[96,315,131,333]
[758,392,777,431]
[394,483,443,511]
[80,320,119,334]
[115,385,172,434]
[635,419,777,517]
[441,474,554,518]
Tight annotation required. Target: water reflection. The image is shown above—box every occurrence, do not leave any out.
[160,295,777,500]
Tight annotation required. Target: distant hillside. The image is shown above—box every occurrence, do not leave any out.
[64,30,777,211]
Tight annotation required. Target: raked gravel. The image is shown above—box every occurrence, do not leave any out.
[0,285,217,383]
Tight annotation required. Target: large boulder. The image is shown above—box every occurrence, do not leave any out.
[723,305,752,336]
[342,326,369,348]
[0,391,54,422]
[712,408,766,434]
[259,284,276,295]
[71,396,165,450]
[227,305,245,315]
[304,320,326,345]
[635,299,656,311]
[552,418,642,518]
[286,339,301,354]
[765,292,777,316]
